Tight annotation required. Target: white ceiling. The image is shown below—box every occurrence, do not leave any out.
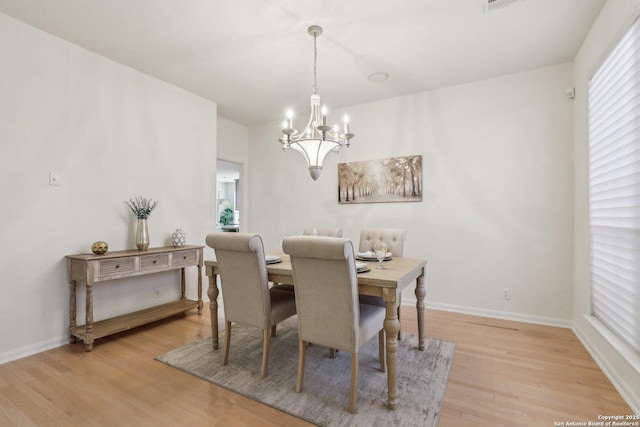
[0,0,605,126]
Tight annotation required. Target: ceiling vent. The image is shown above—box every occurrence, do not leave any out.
[485,0,523,13]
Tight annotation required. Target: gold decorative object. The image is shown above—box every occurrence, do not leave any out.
[91,241,109,255]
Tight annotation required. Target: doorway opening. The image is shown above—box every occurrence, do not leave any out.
[216,159,243,232]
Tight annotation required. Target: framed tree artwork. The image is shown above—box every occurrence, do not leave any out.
[338,155,422,204]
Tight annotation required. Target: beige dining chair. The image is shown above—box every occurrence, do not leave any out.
[303,227,343,237]
[358,228,406,258]
[272,227,343,294]
[205,232,297,379]
[358,228,407,338]
[283,235,386,413]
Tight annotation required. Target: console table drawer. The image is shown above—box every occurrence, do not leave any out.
[172,250,198,267]
[98,258,135,277]
[140,253,170,271]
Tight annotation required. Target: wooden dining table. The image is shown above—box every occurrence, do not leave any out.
[204,254,427,410]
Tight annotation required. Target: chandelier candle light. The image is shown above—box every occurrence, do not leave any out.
[279,25,355,180]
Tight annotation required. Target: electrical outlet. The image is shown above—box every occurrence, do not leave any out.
[153,288,160,298]
[502,288,511,300]
[49,172,63,186]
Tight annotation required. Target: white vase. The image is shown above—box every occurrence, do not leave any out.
[171,228,186,247]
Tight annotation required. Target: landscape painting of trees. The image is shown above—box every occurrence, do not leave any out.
[338,155,422,204]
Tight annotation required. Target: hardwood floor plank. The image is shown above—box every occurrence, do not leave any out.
[416,309,633,426]
[0,306,632,426]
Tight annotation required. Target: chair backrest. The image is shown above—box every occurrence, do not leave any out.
[283,236,359,352]
[303,227,343,237]
[205,233,271,329]
[358,228,407,258]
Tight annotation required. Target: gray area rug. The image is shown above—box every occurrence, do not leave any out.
[156,317,455,426]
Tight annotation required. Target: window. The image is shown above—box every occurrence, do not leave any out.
[588,15,640,354]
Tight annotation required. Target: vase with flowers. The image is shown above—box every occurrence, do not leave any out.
[125,196,158,251]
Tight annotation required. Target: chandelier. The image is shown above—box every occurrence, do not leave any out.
[279,25,355,180]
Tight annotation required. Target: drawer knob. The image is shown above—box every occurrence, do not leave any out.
[115,265,120,269]
[153,260,157,264]
[183,256,187,260]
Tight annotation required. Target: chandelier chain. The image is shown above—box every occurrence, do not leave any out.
[313,34,318,94]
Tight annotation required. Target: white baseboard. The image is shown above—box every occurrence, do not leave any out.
[0,335,68,365]
[415,300,573,329]
[573,316,640,415]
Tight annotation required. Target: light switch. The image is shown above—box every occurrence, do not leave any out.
[49,172,63,186]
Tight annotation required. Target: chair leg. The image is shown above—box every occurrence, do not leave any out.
[296,339,306,392]
[223,321,231,366]
[349,353,359,413]
[270,325,277,337]
[378,330,385,372]
[329,348,336,359]
[260,329,270,378]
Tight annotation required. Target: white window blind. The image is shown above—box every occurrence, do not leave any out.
[588,15,640,354]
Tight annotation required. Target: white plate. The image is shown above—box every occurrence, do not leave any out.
[265,256,282,264]
[356,253,392,261]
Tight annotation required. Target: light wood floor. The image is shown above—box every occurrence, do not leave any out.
[0,306,632,426]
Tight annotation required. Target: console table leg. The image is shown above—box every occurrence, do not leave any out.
[197,265,203,314]
[180,268,186,299]
[69,280,77,344]
[207,273,220,350]
[85,279,94,352]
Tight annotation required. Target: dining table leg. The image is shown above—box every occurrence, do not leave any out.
[382,288,400,410]
[207,272,220,350]
[415,267,426,350]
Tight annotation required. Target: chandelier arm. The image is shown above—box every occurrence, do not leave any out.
[291,108,315,142]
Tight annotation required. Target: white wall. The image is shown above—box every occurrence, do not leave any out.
[572,0,640,413]
[217,117,248,163]
[248,63,574,326]
[0,14,218,362]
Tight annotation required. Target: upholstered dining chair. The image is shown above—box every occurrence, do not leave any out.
[205,232,297,379]
[358,228,407,338]
[283,236,386,413]
[358,228,406,258]
[303,227,343,237]
[272,227,344,294]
